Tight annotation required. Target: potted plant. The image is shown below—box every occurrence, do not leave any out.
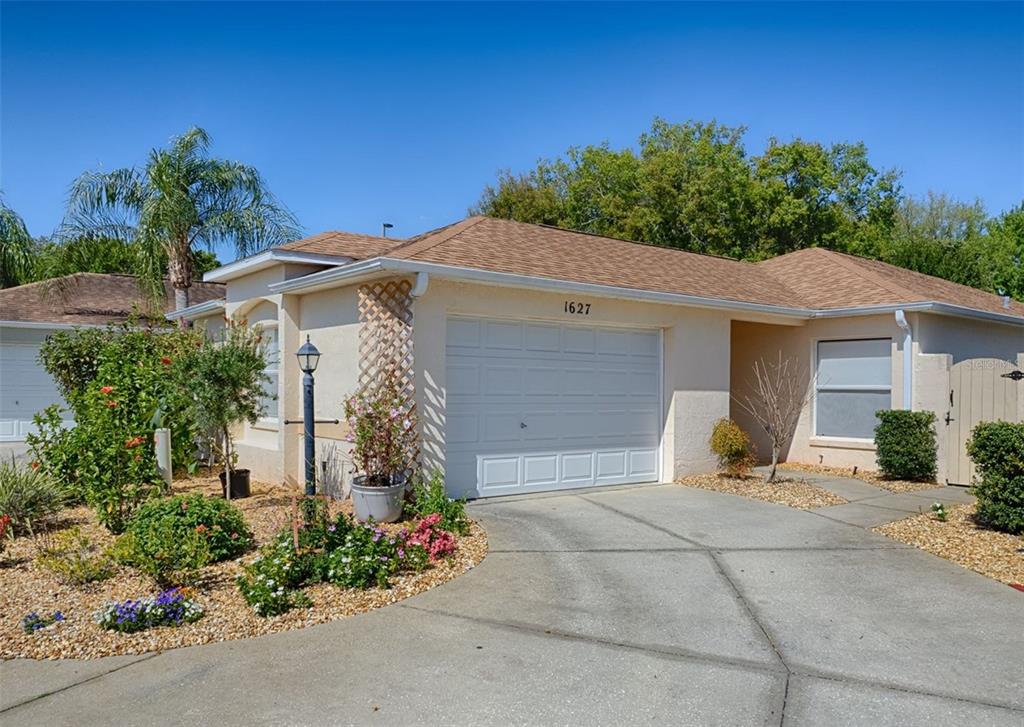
[174,320,270,500]
[343,372,417,522]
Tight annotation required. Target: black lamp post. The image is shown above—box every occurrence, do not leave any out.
[296,335,321,496]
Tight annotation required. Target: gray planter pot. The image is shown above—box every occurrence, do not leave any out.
[350,474,406,523]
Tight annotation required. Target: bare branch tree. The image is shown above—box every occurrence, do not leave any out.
[733,352,813,483]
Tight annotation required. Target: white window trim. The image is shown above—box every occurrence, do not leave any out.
[812,337,893,442]
[257,321,280,426]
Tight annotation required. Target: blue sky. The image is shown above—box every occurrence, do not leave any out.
[2,2,1022,263]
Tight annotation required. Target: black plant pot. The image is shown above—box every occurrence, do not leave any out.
[219,469,251,499]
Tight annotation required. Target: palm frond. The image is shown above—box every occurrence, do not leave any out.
[0,197,35,287]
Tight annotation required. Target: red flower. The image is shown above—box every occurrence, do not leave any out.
[195,524,208,535]
[160,356,172,366]
[105,400,118,408]
[125,436,145,449]
[30,461,40,470]
[100,386,113,394]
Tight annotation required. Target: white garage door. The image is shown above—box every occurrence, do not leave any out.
[445,316,662,498]
[0,342,67,441]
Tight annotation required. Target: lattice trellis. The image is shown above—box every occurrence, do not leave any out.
[357,278,419,469]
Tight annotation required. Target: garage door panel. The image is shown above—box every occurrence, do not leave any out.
[484,320,522,350]
[524,367,561,395]
[482,412,523,443]
[596,450,627,479]
[563,327,596,353]
[524,323,561,352]
[481,457,520,489]
[446,316,661,497]
[560,453,595,484]
[483,366,522,396]
[523,455,558,486]
[447,318,481,349]
[446,364,480,395]
[1,341,68,442]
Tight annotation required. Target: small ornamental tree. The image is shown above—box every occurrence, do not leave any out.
[734,353,813,483]
[709,418,756,477]
[174,321,269,499]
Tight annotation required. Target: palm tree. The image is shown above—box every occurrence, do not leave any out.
[61,127,300,319]
[0,196,34,288]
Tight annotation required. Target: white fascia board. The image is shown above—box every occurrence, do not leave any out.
[267,257,1024,327]
[164,299,227,322]
[203,250,353,283]
[269,257,809,318]
[809,302,1024,327]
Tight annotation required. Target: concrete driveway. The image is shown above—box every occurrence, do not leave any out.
[2,484,1022,726]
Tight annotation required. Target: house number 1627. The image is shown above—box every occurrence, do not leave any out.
[564,301,591,315]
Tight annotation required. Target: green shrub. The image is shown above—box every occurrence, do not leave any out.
[113,521,211,587]
[29,325,203,530]
[35,526,113,585]
[125,494,252,562]
[874,410,937,482]
[709,418,755,477]
[407,470,469,534]
[0,457,68,535]
[966,421,1024,535]
[236,537,315,616]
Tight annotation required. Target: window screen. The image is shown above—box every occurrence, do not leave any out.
[259,326,279,420]
[815,339,891,439]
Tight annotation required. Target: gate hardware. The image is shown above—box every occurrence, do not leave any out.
[1001,370,1024,381]
[284,418,340,425]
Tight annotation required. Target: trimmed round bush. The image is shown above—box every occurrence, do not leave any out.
[124,494,253,562]
[874,410,937,482]
[710,418,755,477]
[967,421,1024,535]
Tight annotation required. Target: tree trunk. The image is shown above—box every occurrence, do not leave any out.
[168,244,193,329]
[223,427,232,501]
[768,448,779,483]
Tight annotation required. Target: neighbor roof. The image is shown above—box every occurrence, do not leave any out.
[0,274,225,326]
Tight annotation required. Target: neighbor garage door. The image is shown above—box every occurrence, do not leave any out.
[0,342,67,441]
[445,316,661,498]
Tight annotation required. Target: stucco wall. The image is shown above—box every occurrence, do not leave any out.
[411,278,736,490]
[732,311,1023,481]
[731,314,906,473]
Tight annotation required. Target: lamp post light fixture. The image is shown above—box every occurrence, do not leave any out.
[296,335,321,496]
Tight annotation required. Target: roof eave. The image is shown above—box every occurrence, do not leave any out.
[809,302,1024,327]
[269,257,811,318]
[165,299,227,322]
[203,250,354,283]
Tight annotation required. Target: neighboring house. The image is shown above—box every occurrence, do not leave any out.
[176,216,1024,497]
[0,273,225,441]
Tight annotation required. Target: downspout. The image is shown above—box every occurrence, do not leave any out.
[894,310,913,410]
[410,271,429,298]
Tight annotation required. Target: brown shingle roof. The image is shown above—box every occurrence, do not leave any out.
[385,216,806,309]
[757,247,1024,318]
[0,274,225,326]
[277,230,400,260]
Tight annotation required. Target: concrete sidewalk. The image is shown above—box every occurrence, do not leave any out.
[777,468,977,528]
[2,483,1020,726]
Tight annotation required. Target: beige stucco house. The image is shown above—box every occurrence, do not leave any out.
[171,216,1024,499]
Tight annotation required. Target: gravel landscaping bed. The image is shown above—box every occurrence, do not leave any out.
[777,462,939,493]
[0,476,487,660]
[677,473,848,509]
[874,504,1024,586]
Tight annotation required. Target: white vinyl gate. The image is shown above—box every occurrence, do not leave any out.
[444,316,662,499]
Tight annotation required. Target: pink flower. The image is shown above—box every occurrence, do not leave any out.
[100,386,113,395]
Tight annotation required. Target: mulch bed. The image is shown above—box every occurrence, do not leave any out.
[677,472,847,509]
[777,462,939,493]
[874,504,1024,586]
[0,476,487,660]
